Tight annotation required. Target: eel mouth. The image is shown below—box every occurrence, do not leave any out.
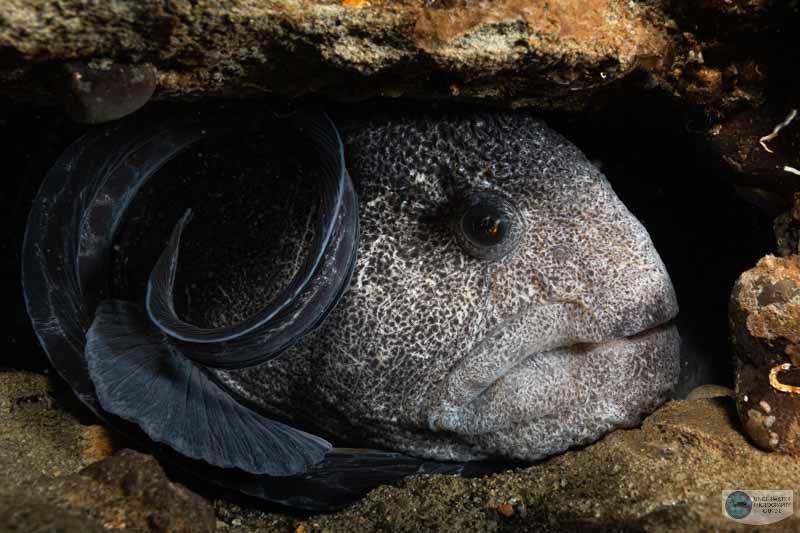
[573,320,677,351]
[427,310,680,436]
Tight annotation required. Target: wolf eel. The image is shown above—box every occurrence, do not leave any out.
[22,107,679,510]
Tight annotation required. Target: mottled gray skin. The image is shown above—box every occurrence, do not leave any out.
[209,113,680,463]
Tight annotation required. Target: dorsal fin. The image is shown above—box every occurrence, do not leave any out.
[144,112,359,369]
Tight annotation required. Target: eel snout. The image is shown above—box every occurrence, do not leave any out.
[427,262,680,447]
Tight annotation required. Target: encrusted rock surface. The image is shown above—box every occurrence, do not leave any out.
[3,369,799,532]
[2,1,797,205]
[731,254,800,454]
[0,0,674,108]
[2,1,795,113]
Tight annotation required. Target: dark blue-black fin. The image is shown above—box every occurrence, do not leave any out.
[22,115,210,413]
[188,447,506,511]
[85,299,332,476]
[144,112,359,369]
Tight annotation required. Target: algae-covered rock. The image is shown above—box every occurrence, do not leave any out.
[686,383,733,400]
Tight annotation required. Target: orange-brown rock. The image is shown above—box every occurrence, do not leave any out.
[730,254,800,453]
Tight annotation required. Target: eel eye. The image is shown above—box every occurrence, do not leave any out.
[455,191,521,260]
[462,205,509,246]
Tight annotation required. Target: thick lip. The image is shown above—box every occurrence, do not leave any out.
[426,322,682,458]
[426,300,678,434]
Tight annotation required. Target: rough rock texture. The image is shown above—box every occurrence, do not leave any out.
[3,369,800,532]
[48,450,218,533]
[0,371,216,533]
[0,498,106,533]
[1,1,795,113]
[709,108,800,182]
[665,3,800,215]
[0,0,674,108]
[730,255,800,454]
[2,1,798,210]
[1,1,798,210]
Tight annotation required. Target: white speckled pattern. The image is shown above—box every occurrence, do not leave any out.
[215,113,680,462]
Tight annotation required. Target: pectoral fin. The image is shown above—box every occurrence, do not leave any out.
[86,300,331,476]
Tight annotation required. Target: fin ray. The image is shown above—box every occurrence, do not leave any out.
[86,300,331,476]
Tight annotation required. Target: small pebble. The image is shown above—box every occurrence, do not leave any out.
[497,503,514,517]
[80,424,119,465]
[686,384,733,400]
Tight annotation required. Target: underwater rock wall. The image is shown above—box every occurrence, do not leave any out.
[0,0,671,107]
[2,1,798,190]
